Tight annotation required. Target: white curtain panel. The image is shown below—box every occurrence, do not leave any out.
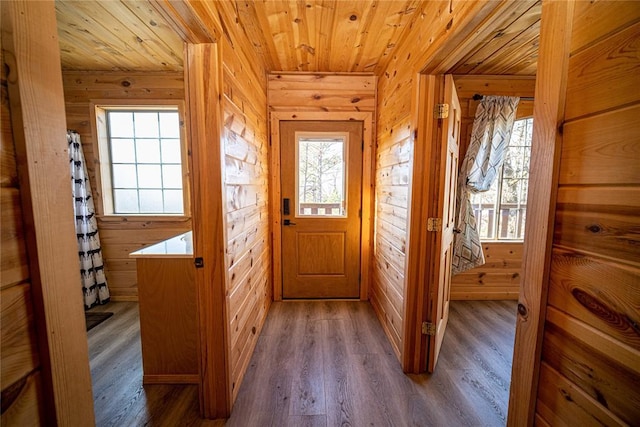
[452,96,520,275]
[69,131,110,308]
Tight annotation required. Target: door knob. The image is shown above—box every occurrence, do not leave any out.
[283,219,297,226]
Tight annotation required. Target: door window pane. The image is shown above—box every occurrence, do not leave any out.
[297,135,346,217]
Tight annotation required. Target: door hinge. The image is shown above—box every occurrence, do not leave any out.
[435,103,449,119]
[362,140,365,151]
[427,217,442,232]
[422,322,436,336]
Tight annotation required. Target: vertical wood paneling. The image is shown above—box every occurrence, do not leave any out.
[533,2,640,425]
[62,71,190,300]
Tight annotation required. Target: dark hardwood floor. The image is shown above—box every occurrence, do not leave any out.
[87,302,222,427]
[88,300,517,426]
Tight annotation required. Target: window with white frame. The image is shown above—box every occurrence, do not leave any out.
[471,117,533,240]
[97,106,187,215]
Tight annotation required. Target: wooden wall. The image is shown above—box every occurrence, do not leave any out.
[268,72,376,112]
[62,71,191,300]
[1,50,45,426]
[372,1,498,360]
[450,243,522,300]
[220,32,271,403]
[450,75,535,300]
[535,2,640,425]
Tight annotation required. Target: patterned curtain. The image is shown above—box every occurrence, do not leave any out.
[68,131,110,308]
[452,96,520,275]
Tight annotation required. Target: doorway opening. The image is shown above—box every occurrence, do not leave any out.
[270,112,375,302]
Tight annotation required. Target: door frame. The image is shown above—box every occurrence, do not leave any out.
[270,112,375,301]
[402,74,453,372]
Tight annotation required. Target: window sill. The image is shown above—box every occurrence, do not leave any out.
[97,215,191,223]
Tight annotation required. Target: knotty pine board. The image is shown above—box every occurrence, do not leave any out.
[535,4,640,425]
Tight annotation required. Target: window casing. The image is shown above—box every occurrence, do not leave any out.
[94,102,189,217]
[470,117,533,241]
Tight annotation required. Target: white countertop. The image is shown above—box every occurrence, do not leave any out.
[130,231,193,258]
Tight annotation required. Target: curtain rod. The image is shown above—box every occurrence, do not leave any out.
[472,93,534,101]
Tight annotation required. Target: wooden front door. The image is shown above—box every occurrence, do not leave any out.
[426,75,461,371]
[280,121,363,299]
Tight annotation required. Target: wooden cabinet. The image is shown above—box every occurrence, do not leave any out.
[130,232,198,384]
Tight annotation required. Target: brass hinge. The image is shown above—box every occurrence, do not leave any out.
[422,322,436,336]
[435,103,449,119]
[427,217,442,232]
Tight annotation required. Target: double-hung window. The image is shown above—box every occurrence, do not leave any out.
[95,103,188,216]
[470,117,533,240]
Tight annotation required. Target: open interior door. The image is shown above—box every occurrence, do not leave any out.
[425,75,461,372]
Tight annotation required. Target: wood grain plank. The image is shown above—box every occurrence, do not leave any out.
[456,80,534,163]
[554,204,640,266]
[1,78,18,188]
[549,247,640,350]
[0,371,44,425]
[0,188,30,290]
[565,21,640,120]
[537,363,628,427]
[571,0,640,53]
[62,71,185,102]
[559,104,640,185]
[452,1,541,75]
[1,283,39,390]
[541,322,640,426]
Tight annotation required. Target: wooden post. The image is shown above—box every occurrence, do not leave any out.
[2,0,95,424]
[507,1,574,425]
[184,42,231,418]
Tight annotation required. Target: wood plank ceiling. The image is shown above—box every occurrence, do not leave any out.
[55,0,540,75]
